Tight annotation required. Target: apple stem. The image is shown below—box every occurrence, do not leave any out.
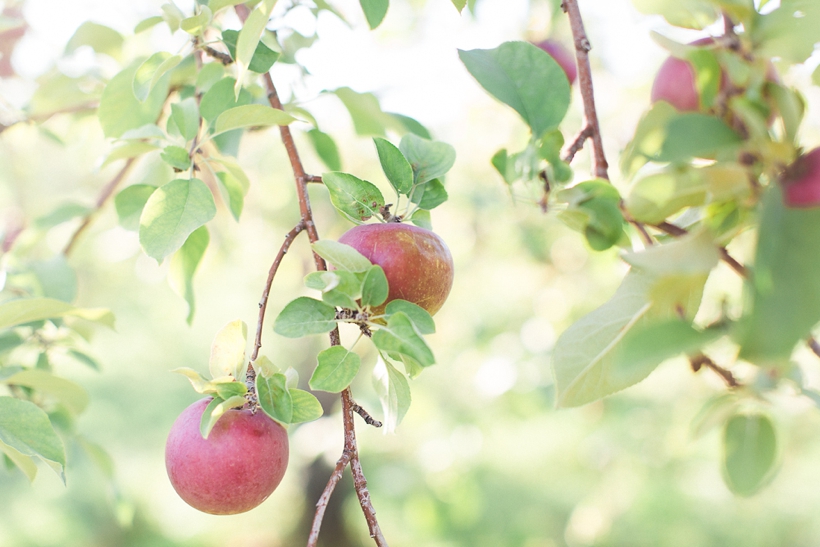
[561,124,593,164]
[690,353,741,388]
[235,5,388,543]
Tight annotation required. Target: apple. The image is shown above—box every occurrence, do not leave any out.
[651,38,719,112]
[534,39,577,85]
[338,223,454,316]
[782,148,820,208]
[165,398,289,515]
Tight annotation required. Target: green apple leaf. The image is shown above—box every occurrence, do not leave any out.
[273,297,337,337]
[256,373,292,424]
[373,137,413,195]
[1,370,89,415]
[290,389,323,423]
[101,142,159,168]
[234,0,278,98]
[115,184,157,231]
[359,0,389,29]
[373,358,410,432]
[134,16,164,34]
[723,413,778,496]
[630,0,718,29]
[209,319,248,380]
[310,346,362,392]
[214,381,247,400]
[311,240,372,273]
[139,178,217,262]
[753,0,820,63]
[172,367,218,394]
[409,209,432,230]
[160,145,191,171]
[170,98,200,142]
[384,300,435,334]
[361,265,389,308]
[65,349,101,372]
[0,397,66,481]
[305,271,362,310]
[399,134,456,186]
[133,52,182,102]
[459,41,571,137]
[221,29,279,73]
[199,395,247,439]
[332,87,402,137]
[200,78,252,123]
[65,21,123,60]
[99,61,170,138]
[373,312,435,366]
[451,0,467,12]
[213,105,295,136]
[322,172,385,223]
[410,178,448,210]
[209,0,247,13]
[388,112,432,139]
[0,441,38,482]
[738,186,820,364]
[307,129,342,171]
[0,298,114,330]
[180,5,212,35]
[655,114,742,163]
[215,171,246,221]
[30,255,77,303]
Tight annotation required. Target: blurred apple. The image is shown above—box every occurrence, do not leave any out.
[534,39,577,85]
[782,148,820,208]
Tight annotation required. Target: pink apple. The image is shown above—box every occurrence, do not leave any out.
[165,398,289,515]
[782,148,820,208]
[338,223,454,316]
[534,39,577,85]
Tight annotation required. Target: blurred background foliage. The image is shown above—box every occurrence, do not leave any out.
[2,0,820,545]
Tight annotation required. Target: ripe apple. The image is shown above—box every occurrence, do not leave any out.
[534,39,577,85]
[338,223,454,316]
[165,398,289,515]
[651,38,720,112]
[782,148,820,208]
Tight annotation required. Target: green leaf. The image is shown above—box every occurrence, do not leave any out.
[459,41,571,137]
[1,370,89,415]
[199,395,246,439]
[139,178,217,262]
[221,29,279,73]
[115,184,157,231]
[0,298,114,330]
[160,145,192,171]
[273,297,337,337]
[410,209,432,230]
[753,0,820,64]
[373,312,435,367]
[387,112,432,139]
[215,171,246,221]
[171,98,200,142]
[410,179,448,210]
[620,101,677,177]
[631,0,718,29]
[168,226,208,324]
[333,87,402,137]
[311,240,372,272]
[161,3,185,32]
[305,271,362,310]
[723,413,777,496]
[384,300,435,334]
[172,367,217,394]
[307,129,342,171]
[359,0,389,29]
[738,186,820,364]
[66,349,101,371]
[215,381,247,400]
[290,389,323,423]
[200,77,252,123]
[0,332,24,355]
[0,397,65,480]
[99,61,169,138]
[34,202,91,229]
[768,83,805,144]
[209,320,248,379]
[213,104,295,136]
[399,134,456,186]
[374,138,413,195]
[373,359,410,432]
[556,180,625,251]
[234,0,278,98]
[65,22,123,60]
[135,16,164,34]
[451,0,467,12]
[31,256,77,303]
[322,172,385,223]
[256,373,292,424]
[181,5,212,35]
[101,142,159,168]
[310,346,362,392]
[654,114,742,163]
[133,53,182,102]
[209,0,246,12]
[361,265,389,308]
[0,441,38,482]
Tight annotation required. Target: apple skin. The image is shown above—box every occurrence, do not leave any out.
[534,39,577,85]
[782,148,820,208]
[338,223,454,316]
[165,398,289,515]
[651,54,702,112]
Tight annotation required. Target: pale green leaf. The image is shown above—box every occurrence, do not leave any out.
[0,298,114,330]
[399,134,456,186]
[169,226,210,324]
[322,172,385,223]
[65,22,123,60]
[133,53,182,103]
[256,373,292,424]
[199,395,246,439]
[1,370,89,415]
[373,312,435,367]
[309,345,361,392]
[115,184,157,231]
[290,389,323,423]
[209,319,248,379]
[99,61,169,138]
[373,358,410,432]
[213,104,295,136]
[234,0,278,98]
[359,0,389,29]
[273,297,337,337]
[0,397,65,480]
[311,240,372,272]
[723,413,778,496]
[374,137,413,194]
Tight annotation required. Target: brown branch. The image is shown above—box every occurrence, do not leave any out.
[62,157,137,256]
[305,175,323,183]
[250,221,306,362]
[563,0,608,180]
[202,45,233,65]
[690,353,740,388]
[561,124,593,164]
[351,401,383,428]
[234,3,386,540]
[307,449,352,546]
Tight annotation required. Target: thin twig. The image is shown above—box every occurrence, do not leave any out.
[808,337,820,359]
[62,157,138,256]
[305,175,323,183]
[351,402,383,428]
[690,353,740,388]
[561,125,593,164]
[563,0,608,180]
[250,221,306,362]
[307,449,352,546]
[202,45,233,65]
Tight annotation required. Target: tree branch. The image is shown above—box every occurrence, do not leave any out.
[307,449,352,546]
[62,157,138,256]
[351,401,383,428]
[561,124,593,164]
[690,353,740,388]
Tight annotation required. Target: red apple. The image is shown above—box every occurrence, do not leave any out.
[338,223,454,316]
[651,38,719,112]
[782,148,820,208]
[534,39,577,85]
[165,398,289,515]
